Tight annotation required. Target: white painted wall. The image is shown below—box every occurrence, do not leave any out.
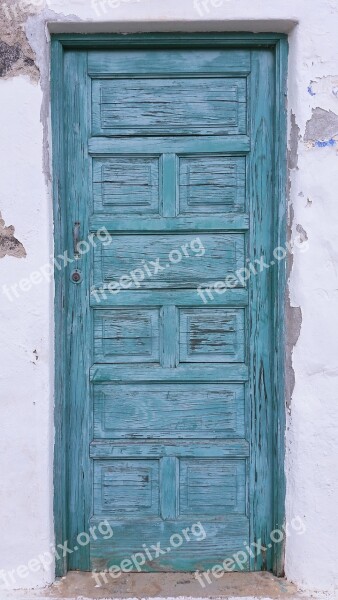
[0,77,54,589]
[0,0,337,594]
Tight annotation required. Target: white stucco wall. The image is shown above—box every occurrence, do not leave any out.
[0,0,338,594]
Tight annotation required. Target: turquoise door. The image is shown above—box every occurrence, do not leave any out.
[55,37,286,574]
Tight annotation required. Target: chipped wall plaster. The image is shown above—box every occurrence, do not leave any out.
[0,2,41,81]
[304,107,338,146]
[288,111,300,170]
[0,0,338,594]
[286,114,302,413]
[0,211,26,258]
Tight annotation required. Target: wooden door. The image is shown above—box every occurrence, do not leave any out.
[54,37,286,574]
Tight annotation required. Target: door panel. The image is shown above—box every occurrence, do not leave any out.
[92,77,247,135]
[93,233,245,289]
[93,384,245,439]
[87,48,251,75]
[93,155,161,214]
[62,45,277,572]
[179,155,246,214]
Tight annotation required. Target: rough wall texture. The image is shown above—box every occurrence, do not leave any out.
[0,0,338,594]
[0,2,42,80]
[304,107,338,145]
[0,211,26,258]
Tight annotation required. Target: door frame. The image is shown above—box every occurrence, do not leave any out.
[51,32,288,577]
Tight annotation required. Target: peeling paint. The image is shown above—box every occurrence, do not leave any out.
[0,211,26,258]
[295,224,308,242]
[286,112,304,411]
[285,199,302,411]
[288,111,300,170]
[285,303,302,411]
[0,4,81,183]
[304,107,338,145]
[25,9,82,183]
[308,75,338,98]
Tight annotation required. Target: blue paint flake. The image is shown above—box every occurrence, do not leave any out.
[308,84,316,96]
[314,138,336,147]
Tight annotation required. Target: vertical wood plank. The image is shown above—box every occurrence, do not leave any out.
[161,305,178,368]
[51,37,68,578]
[160,457,179,520]
[248,49,275,571]
[64,50,92,571]
[272,37,288,577]
[162,153,177,217]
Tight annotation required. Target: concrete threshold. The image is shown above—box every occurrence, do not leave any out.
[1,571,303,600]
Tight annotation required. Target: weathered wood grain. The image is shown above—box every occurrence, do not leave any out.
[92,77,247,136]
[179,459,246,515]
[94,308,160,363]
[179,308,245,363]
[93,155,160,214]
[93,383,245,439]
[90,288,249,308]
[63,50,92,571]
[90,518,250,572]
[88,48,251,75]
[93,233,245,290]
[94,459,160,517]
[89,135,250,154]
[90,363,249,383]
[179,155,246,214]
[90,441,250,459]
[248,50,275,571]
[89,214,250,232]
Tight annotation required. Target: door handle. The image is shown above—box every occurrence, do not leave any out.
[73,221,81,258]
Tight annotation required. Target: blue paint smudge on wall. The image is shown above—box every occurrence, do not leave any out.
[308,84,316,96]
[314,138,336,147]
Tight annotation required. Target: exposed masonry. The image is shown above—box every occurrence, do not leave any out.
[0,211,26,259]
[0,3,42,81]
[304,107,338,145]
[288,111,300,170]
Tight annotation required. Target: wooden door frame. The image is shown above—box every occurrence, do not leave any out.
[51,32,288,577]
